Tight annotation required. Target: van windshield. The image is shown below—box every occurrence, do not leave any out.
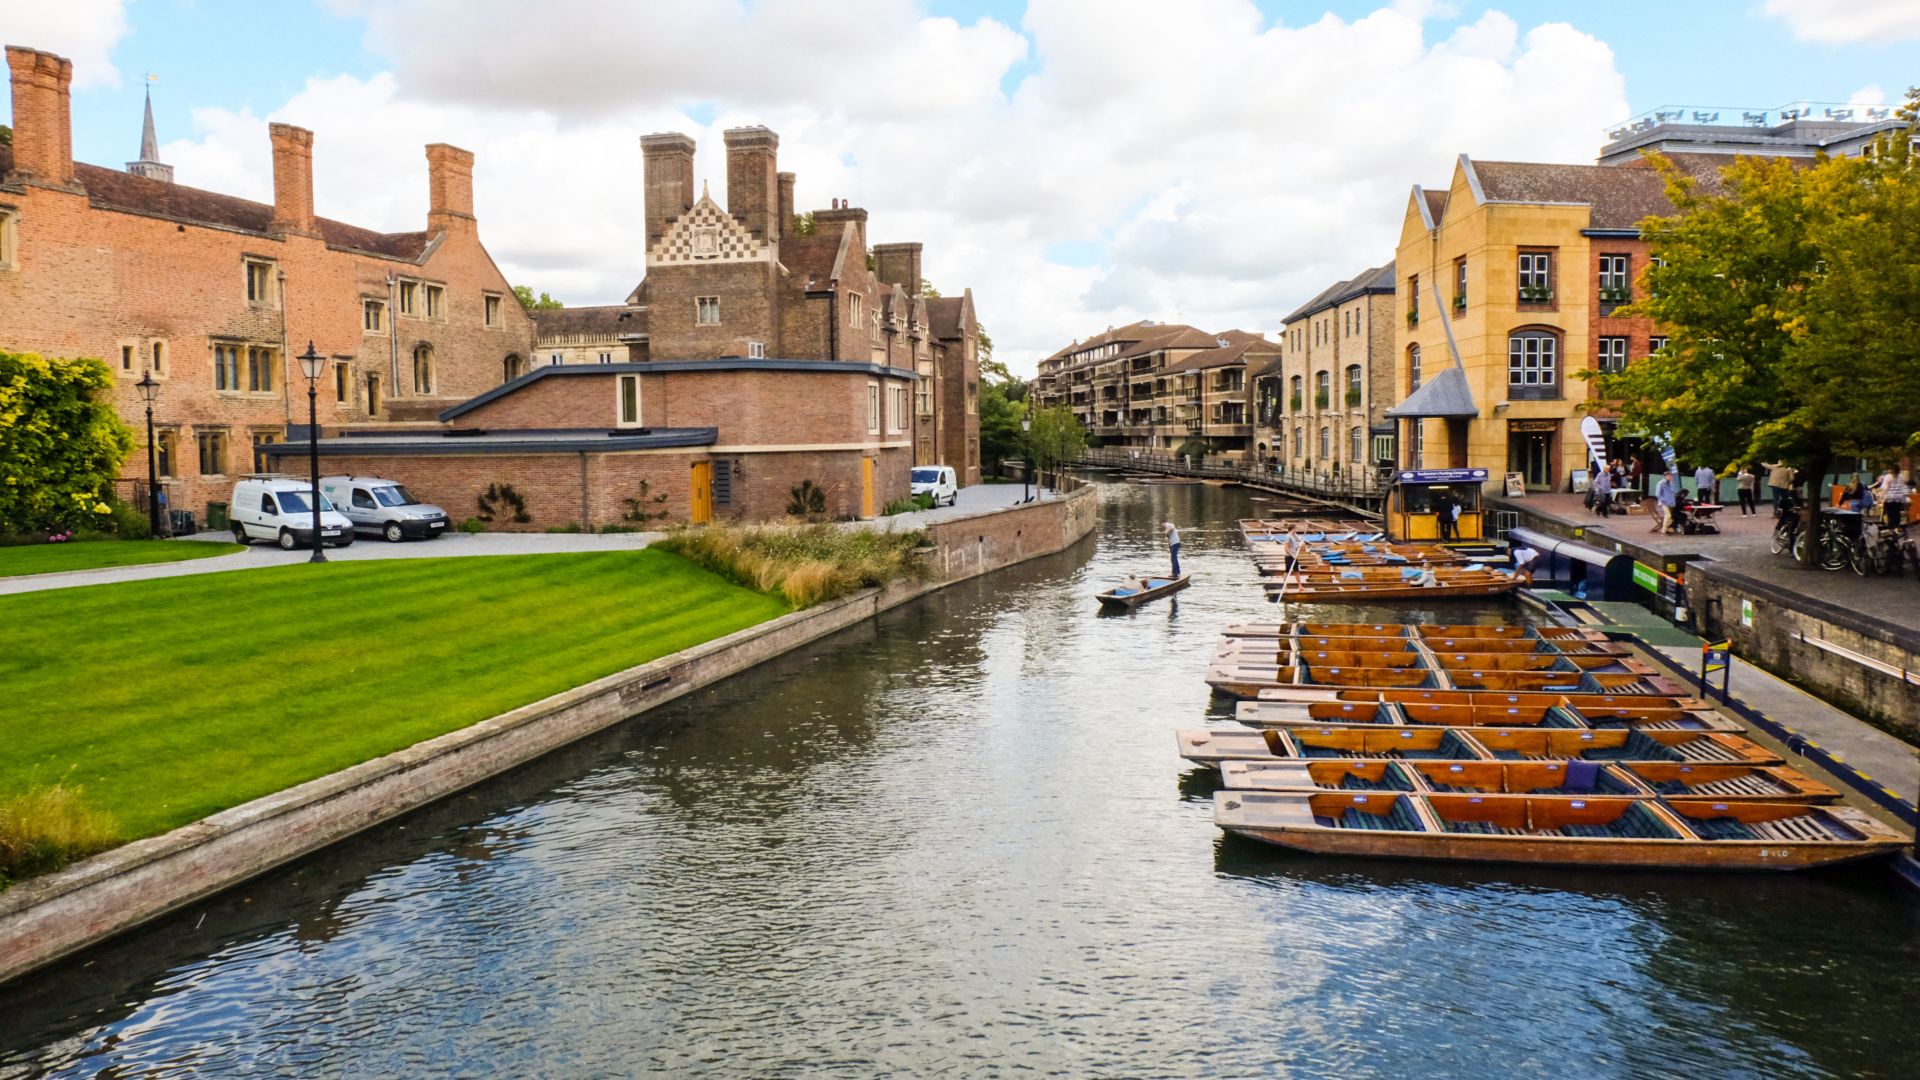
[276,491,336,514]
[372,485,418,507]
[911,468,941,484]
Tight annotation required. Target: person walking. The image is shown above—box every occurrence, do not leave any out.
[1693,463,1719,504]
[1654,470,1679,534]
[1735,465,1758,516]
[1871,468,1909,528]
[1162,520,1182,578]
[1591,465,1613,518]
[1764,460,1795,508]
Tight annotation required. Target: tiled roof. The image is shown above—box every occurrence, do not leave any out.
[925,295,970,340]
[1042,319,1162,362]
[1468,155,1725,230]
[530,305,641,342]
[783,232,847,285]
[1118,324,1216,360]
[1281,262,1395,326]
[1422,188,1449,226]
[1162,333,1279,373]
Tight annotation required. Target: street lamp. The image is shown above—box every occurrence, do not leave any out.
[135,371,161,539]
[296,341,328,564]
[1021,413,1034,504]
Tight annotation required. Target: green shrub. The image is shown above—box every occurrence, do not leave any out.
[1,782,117,889]
[655,522,931,607]
[458,517,488,534]
[0,351,135,534]
[882,493,934,516]
[544,522,583,534]
[597,523,642,534]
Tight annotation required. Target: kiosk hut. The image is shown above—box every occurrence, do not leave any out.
[1385,467,1488,541]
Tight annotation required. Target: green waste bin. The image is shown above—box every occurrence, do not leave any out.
[205,501,229,530]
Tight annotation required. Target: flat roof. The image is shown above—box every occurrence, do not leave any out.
[265,427,719,456]
[440,358,917,422]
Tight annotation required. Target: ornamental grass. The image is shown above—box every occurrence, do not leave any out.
[0,782,117,889]
[655,522,931,607]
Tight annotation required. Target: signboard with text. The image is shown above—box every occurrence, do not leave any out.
[1397,468,1488,485]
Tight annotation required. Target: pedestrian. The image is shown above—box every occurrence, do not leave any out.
[1162,520,1182,577]
[1654,469,1679,534]
[1763,459,1795,508]
[1735,465,1758,515]
[1693,463,1719,503]
[1627,457,1643,493]
[1591,465,1613,518]
[1435,488,1455,541]
[1510,543,1540,584]
[1871,467,1909,527]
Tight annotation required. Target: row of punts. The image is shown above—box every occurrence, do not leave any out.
[1182,621,1908,870]
[1237,519,1521,600]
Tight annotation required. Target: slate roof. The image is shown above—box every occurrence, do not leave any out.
[1422,189,1449,226]
[1280,262,1395,326]
[1468,155,1725,230]
[530,305,642,343]
[0,144,434,260]
[783,231,850,286]
[1384,365,1478,419]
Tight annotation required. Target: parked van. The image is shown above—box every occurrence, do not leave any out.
[911,465,958,507]
[319,475,450,542]
[229,475,355,550]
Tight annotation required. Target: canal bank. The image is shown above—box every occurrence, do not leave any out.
[0,487,1098,988]
[2,478,1914,1078]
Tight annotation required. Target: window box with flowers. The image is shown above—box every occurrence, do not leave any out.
[1345,388,1363,407]
[1600,286,1632,304]
[1452,294,1467,314]
[1518,284,1554,304]
[1290,392,1303,412]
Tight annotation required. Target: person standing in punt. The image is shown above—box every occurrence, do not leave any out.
[1162,520,1182,578]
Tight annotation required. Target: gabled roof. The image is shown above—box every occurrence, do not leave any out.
[1043,319,1162,362]
[1161,332,1279,374]
[783,229,853,287]
[0,145,433,260]
[925,291,973,340]
[1464,154,1725,230]
[1422,188,1449,226]
[1280,262,1395,326]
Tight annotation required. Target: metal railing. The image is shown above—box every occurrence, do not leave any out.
[1076,448,1389,510]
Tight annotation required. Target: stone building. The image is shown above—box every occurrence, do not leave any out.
[1032,321,1273,461]
[0,45,537,519]
[1388,153,1720,490]
[1258,263,1397,480]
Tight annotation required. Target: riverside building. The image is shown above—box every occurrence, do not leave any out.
[1258,263,1397,481]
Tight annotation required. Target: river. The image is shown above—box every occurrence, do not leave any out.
[2,478,1915,1078]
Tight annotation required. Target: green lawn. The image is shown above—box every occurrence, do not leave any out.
[0,539,244,579]
[0,550,789,841]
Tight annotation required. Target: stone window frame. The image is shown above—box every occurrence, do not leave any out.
[117,341,137,374]
[849,293,863,328]
[866,381,881,435]
[397,279,420,317]
[424,283,446,321]
[616,373,643,428]
[155,427,180,478]
[149,338,170,381]
[195,426,230,478]
[364,298,387,334]
[0,205,17,271]
[412,343,435,395]
[245,345,278,394]
[212,340,244,394]
[597,351,614,364]
[334,362,352,407]
[747,340,766,359]
[1350,425,1365,466]
[483,292,502,329]
[243,257,279,307]
[889,384,909,434]
[250,429,283,473]
[696,296,722,326]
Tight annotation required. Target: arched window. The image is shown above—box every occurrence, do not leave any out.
[1345,364,1362,406]
[1507,328,1561,399]
[1351,425,1364,465]
[412,343,434,394]
[1314,370,1330,408]
[1293,425,1304,456]
[1319,426,1330,459]
[503,354,522,383]
[1408,344,1422,391]
[1289,375,1303,409]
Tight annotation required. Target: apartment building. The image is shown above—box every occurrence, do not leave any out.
[1256,263,1397,480]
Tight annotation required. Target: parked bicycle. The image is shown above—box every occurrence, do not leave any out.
[1769,494,1802,556]
[1863,517,1917,578]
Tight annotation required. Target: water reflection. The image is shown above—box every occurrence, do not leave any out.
[0,478,1914,1079]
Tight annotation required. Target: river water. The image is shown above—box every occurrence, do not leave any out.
[2,479,1916,1078]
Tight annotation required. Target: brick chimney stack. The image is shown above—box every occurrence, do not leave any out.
[776,171,796,240]
[268,123,317,236]
[722,126,779,244]
[641,132,697,251]
[4,46,76,187]
[426,143,475,232]
[874,243,923,297]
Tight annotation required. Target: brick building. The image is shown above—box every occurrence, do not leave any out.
[1258,263,1397,480]
[526,126,982,485]
[1032,321,1274,461]
[0,46,538,521]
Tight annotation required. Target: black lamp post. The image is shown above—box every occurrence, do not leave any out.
[296,341,328,563]
[1021,413,1034,504]
[135,371,161,539]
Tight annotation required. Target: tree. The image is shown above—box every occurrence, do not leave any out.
[0,352,135,534]
[1026,404,1087,490]
[512,285,564,310]
[1595,98,1920,563]
[978,381,1027,476]
[0,125,11,145]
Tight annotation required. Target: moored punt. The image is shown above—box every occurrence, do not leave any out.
[1284,726,1489,760]
[1469,727,1780,764]
[1217,759,1420,792]
[1621,763,1839,802]
[1240,690,1741,733]
[1177,727,1290,766]
[1096,573,1190,609]
[1212,791,1909,870]
[1204,661,1437,698]
[1264,579,1520,601]
[1446,669,1675,694]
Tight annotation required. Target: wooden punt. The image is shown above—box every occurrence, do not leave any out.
[1241,690,1742,733]
[1265,579,1519,601]
[1177,727,1291,766]
[1218,759,1420,792]
[1212,791,1907,870]
[1096,573,1189,609]
[1289,649,1424,668]
[1299,665,1436,688]
[1406,760,1647,796]
[1427,653,1577,673]
[1445,669,1674,694]
[1467,727,1780,765]
[1281,726,1488,760]
[1620,763,1839,803]
[1213,636,1411,660]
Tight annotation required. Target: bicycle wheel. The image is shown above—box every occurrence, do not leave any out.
[1848,536,1869,576]
[1872,539,1898,576]
[1771,522,1793,554]
[1819,531,1848,571]
[1792,532,1807,563]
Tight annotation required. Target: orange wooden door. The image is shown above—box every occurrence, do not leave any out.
[861,457,875,518]
[690,461,713,525]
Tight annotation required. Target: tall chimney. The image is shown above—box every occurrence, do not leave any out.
[723,126,779,243]
[641,132,697,251]
[4,46,76,187]
[874,243,923,296]
[426,143,476,232]
[777,171,796,239]
[268,123,316,236]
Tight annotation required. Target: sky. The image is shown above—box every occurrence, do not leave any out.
[3,0,1916,376]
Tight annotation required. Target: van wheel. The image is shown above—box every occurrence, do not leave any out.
[232,523,250,546]
[277,528,297,551]
[383,521,405,543]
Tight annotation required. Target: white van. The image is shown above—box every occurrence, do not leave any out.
[911,465,958,507]
[229,475,355,550]
[319,475,449,542]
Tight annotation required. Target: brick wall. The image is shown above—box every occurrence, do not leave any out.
[644,261,781,360]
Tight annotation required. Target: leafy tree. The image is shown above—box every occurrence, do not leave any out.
[0,125,11,145]
[1595,95,1920,562]
[791,212,815,237]
[1026,404,1087,490]
[512,285,564,310]
[978,380,1027,476]
[0,352,135,534]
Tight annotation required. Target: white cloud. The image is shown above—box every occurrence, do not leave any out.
[1761,0,1920,43]
[156,1,1628,377]
[0,0,130,89]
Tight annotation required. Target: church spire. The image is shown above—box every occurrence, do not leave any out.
[127,77,174,183]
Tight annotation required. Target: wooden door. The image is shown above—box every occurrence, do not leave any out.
[690,461,713,525]
[861,457,875,518]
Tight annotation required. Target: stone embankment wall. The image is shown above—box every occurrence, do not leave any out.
[0,487,1098,985]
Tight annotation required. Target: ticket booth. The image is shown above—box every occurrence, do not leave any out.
[1387,467,1488,542]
